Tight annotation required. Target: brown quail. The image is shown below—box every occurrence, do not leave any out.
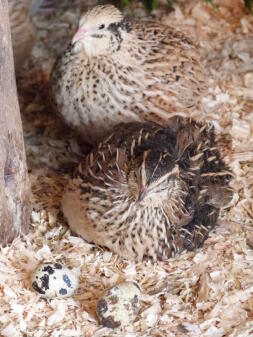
[62,117,233,261]
[50,5,207,144]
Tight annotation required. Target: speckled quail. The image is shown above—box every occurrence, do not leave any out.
[50,5,207,144]
[62,117,233,261]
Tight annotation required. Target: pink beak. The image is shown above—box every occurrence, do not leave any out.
[72,27,87,44]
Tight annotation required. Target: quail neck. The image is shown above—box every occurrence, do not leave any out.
[50,5,207,143]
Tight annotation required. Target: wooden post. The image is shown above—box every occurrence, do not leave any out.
[0,0,31,245]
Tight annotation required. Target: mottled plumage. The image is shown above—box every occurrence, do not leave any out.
[50,5,207,143]
[62,118,233,261]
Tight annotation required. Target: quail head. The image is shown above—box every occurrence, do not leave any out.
[62,117,233,261]
[50,5,207,144]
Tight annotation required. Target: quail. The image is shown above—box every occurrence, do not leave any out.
[62,117,233,261]
[50,5,207,144]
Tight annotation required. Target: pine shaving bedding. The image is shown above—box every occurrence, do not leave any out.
[1,1,253,336]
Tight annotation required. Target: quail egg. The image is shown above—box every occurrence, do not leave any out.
[31,262,78,299]
[97,281,142,329]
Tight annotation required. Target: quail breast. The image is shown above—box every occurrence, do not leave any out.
[62,118,233,261]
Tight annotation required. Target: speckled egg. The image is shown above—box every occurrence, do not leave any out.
[31,262,78,299]
[97,281,142,329]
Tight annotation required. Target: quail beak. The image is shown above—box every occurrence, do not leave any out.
[72,28,88,45]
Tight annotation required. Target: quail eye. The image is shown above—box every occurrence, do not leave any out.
[99,24,105,30]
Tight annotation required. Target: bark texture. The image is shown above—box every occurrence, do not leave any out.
[0,0,31,245]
